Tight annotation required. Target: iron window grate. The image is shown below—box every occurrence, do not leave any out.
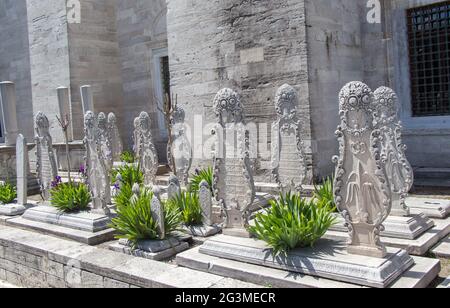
[407,2,450,117]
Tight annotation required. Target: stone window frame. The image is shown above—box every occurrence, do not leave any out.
[392,0,450,133]
[152,47,170,139]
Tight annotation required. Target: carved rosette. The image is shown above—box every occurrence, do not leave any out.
[271,84,307,194]
[212,88,255,234]
[34,112,58,200]
[374,87,414,216]
[333,82,392,258]
[83,111,109,214]
[136,112,158,186]
[107,112,123,162]
[168,105,192,186]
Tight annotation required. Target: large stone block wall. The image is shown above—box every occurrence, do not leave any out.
[68,0,124,141]
[116,0,168,154]
[305,0,365,180]
[0,0,34,141]
[167,0,313,182]
[26,0,72,143]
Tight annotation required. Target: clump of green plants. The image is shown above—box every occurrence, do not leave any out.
[120,151,135,164]
[167,191,203,226]
[111,163,144,186]
[50,182,91,213]
[189,167,214,194]
[0,181,17,204]
[248,192,337,256]
[313,177,337,212]
[110,187,182,247]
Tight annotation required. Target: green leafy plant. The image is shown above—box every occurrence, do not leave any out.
[120,151,135,164]
[111,163,144,186]
[313,177,337,212]
[0,182,17,204]
[50,182,91,213]
[111,187,182,246]
[167,191,203,226]
[248,192,337,256]
[189,167,214,193]
[113,183,134,208]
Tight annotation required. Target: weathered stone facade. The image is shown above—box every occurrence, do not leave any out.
[0,0,449,181]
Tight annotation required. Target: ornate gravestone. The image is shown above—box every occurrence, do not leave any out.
[168,105,192,186]
[16,134,28,206]
[135,112,159,186]
[199,180,213,226]
[97,112,112,205]
[271,84,307,194]
[151,186,165,239]
[108,113,123,162]
[373,87,413,217]
[333,81,392,258]
[84,111,110,214]
[35,112,58,201]
[167,175,181,200]
[133,116,140,155]
[212,88,255,237]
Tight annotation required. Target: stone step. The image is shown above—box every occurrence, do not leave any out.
[431,236,450,259]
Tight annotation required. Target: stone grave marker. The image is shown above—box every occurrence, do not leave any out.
[97,112,113,205]
[167,174,181,200]
[271,84,307,194]
[108,112,123,162]
[135,112,158,186]
[151,186,165,240]
[35,112,58,201]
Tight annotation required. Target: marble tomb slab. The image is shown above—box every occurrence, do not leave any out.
[196,235,414,288]
[407,197,450,219]
[109,238,190,261]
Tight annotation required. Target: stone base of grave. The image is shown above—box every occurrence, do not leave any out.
[109,238,190,261]
[0,202,35,217]
[432,236,450,259]
[6,205,115,245]
[325,216,450,256]
[177,246,439,288]
[20,205,111,232]
[330,213,435,240]
[254,182,316,197]
[184,224,221,237]
[407,197,450,219]
[177,235,424,288]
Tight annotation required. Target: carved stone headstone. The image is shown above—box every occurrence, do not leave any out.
[97,112,112,205]
[374,87,414,217]
[108,113,123,162]
[133,116,140,155]
[84,111,109,214]
[0,81,19,146]
[151,186,165,240]
[333,82,391,258]
[80,85,94,114]
[199,180,213,226]
[16,134,28,205]
[212,88,255,237]
[57,86,73,142]
[271,84,307,194]
[168,105,192,186]
[167,175,181,200]
[35,112,58,201]
[135,112,158,186]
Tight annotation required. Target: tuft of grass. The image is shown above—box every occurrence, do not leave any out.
[120,151,135,164]
[110,187,182,247]
[167,191,203,226]
[189,167,213,194]
[111,163,144,186]
[313,177,337,212]
[248,192,336,256]
[0,182,16,204]
[50,182,91,213]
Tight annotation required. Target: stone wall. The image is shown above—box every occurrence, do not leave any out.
[68,0,124,141]
[305,0,365,180]
[26,0,72,143]
[0,225,257,288]
[167,0,313,182]
[0,0,34,141]
[115,0,168,156]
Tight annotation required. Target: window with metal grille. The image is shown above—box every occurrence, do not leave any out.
[407,2,450,117]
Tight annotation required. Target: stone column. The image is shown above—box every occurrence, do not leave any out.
[57,87,74,142]
[16,134,28,205]
[0,82,19,146]
[80,85,94,114]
